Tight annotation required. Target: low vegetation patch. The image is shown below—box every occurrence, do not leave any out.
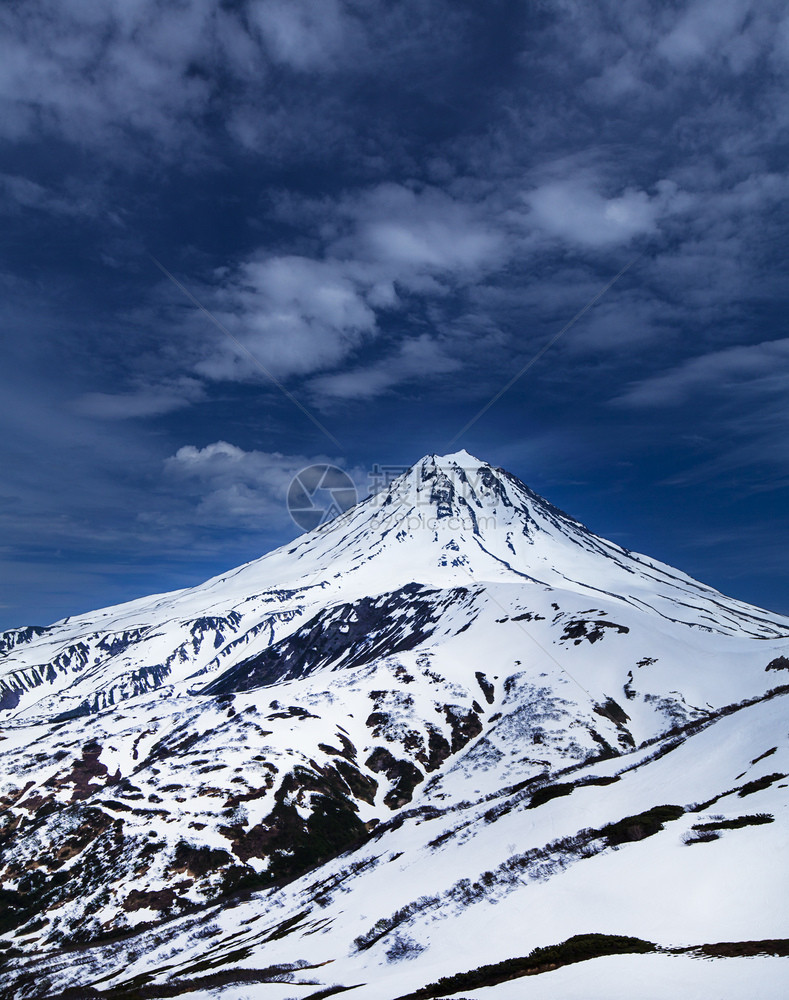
[688,938,789,959]
[529,773,621,808]
[738,773,786,797]
[593,805,684,846]
[396,933,656,998]
[53,962,331,1000]
[529,782,575,808]
[684,813,774,844]
[694,813,774,832]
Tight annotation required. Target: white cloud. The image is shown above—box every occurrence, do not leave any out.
[523,179,664,247]
[248,0,362,71]
[585,59,646,103]
[657,0,753,67]
[190,183,504,389]
[165,442,313,527]
[344,184,503,273]
[0,0,216,152]
[195,255,378,382]
[164,442,364,529]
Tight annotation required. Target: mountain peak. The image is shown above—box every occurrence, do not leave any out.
[2,452,786,731]
[422,448,482,465]
[283,452,788,640]
[366,449,515,528]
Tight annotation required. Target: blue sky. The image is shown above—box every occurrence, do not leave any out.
[1,0,788,629]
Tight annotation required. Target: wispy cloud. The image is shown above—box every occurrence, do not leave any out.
[0,0,467,161]
[74,379,205,420]
[308,334,462,404]
[615,338,789,408]
[0,173,94,216]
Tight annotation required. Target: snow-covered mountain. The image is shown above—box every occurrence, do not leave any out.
[1,452,788,999]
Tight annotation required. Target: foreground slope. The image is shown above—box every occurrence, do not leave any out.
[1,452,787,998]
